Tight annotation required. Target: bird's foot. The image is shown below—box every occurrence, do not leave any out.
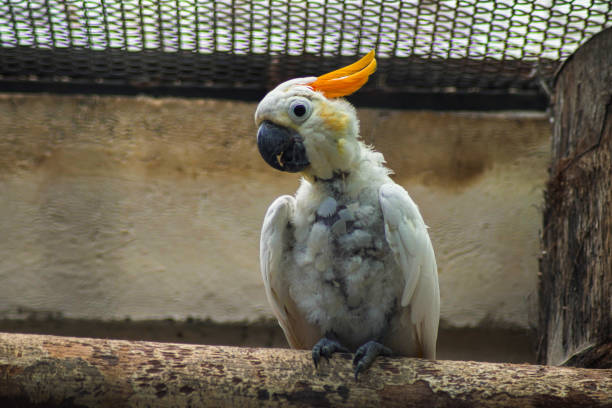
[353,341,393,380]
[312,337,350,368]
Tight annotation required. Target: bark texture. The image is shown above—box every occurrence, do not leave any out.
[1,332,612,407]
[538,27,612,367]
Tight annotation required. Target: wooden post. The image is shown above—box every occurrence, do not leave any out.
[1,332,612,407]
[538,26,612,368]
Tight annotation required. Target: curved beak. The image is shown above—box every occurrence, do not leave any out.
[257,121,310,173]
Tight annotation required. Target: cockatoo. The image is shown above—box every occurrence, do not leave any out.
[255,51,440,378]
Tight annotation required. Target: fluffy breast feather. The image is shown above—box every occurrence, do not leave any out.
[285,171,401,350]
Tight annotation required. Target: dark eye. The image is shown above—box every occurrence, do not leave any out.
[293,104,307,117]
[288,98,312,123]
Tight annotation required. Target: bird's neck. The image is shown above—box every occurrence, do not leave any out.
[304,143,392,199]
[313,170,351,198]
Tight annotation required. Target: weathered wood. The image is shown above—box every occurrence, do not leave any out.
[1,333,611,407]
[538,26,612,367]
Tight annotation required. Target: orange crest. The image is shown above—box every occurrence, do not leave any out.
[310,50,377,98]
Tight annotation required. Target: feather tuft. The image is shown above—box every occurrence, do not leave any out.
[309,50,376,98]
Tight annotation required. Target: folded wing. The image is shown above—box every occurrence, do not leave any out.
[260,195,319,349]
[379,183,440,359]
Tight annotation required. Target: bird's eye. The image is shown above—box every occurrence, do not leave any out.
[288,99,312,123]
[293,104,306,117]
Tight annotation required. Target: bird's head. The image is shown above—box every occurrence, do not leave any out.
[254,51,376,180]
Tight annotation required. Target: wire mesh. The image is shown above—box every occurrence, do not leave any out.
[0,1,610,97]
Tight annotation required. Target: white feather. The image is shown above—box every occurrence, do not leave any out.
[260,194,321,349]
[260,195,294,333]
[379,183,440,359]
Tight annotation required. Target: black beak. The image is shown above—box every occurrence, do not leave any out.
[257,121,310,173]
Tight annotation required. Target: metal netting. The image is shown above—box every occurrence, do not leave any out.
[0,1,610,104]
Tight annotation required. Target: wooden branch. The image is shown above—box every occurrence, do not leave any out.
[1,333,612,407]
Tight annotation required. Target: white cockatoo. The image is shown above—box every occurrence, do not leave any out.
[255,51,439,378]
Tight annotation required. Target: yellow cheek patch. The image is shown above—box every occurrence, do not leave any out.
[318,103,349,133]
[337,138,347,155]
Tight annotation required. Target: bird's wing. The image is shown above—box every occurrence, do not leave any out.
[261,195,319,349]
[379,183,440,359]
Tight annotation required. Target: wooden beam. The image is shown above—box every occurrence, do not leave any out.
[1,332,611,407]
[538,26,612,368]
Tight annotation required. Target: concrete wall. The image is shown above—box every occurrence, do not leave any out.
[0,94,550,361]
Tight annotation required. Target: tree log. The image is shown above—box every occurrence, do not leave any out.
[1,333,612,407]
[538,27,612,367]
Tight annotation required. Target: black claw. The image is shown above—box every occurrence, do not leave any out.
[354,361,365,381]
[352,341,393,380]
[312,337,349,368]
[352,348,365,366]
[312,348,321,368]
